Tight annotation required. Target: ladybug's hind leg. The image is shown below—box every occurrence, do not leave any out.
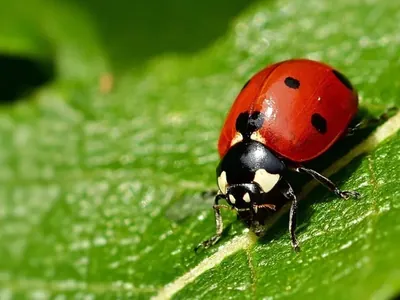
[292,167,360,200]
[279,180,300,252]
[347,106,398,136]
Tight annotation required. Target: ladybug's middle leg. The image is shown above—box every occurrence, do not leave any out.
[347,106,398,136]
[292,167,360,199]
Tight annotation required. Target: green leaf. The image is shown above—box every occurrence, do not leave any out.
[1,0,400,299]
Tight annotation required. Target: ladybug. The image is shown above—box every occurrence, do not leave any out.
[198,58,363,251]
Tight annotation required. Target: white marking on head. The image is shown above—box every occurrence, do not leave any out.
[230,132,243,147]
[228,194,236,204]
[250,131,266,144]
[243,192,251,203]
[217,171,228,194]
[253,169,280,193]
[317,96,321,101]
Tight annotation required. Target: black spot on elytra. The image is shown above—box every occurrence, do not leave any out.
[236,113,249,133]
[284,77,300,89]
[332,69,353,91]
[236,111,265,138]
[241,79,250,91]
[248,112,264,132]
[311,113,327,134]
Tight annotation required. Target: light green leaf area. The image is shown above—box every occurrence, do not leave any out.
[0,0,399,299]
[178,133,400,299]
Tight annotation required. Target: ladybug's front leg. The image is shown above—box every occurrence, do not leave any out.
[292,167,360,200]
[279,180,300,252]
[195,194,227,251]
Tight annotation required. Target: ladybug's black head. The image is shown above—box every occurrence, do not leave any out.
[216,140,285,209]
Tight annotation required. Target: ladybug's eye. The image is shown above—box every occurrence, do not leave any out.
[243,193,251,203]
[228,194,237,204]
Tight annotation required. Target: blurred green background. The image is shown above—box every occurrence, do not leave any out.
[0,0,256,103]
[1,0,400,299]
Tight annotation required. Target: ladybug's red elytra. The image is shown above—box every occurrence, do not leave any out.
[218,59,359,162]
[197,58,365,251]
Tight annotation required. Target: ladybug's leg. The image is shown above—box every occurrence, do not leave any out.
[347,107,398,136]
[195,194,227,251]
[293,167,360,199]
[279,180,300,251]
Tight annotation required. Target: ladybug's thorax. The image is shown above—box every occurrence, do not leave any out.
[216,140,285,207]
